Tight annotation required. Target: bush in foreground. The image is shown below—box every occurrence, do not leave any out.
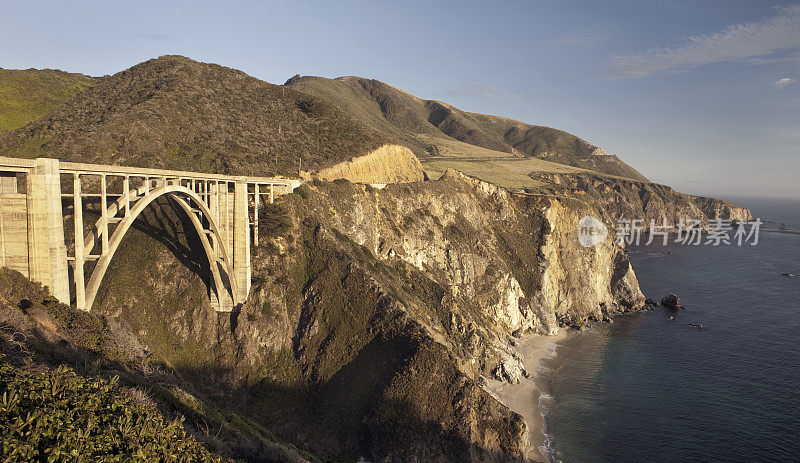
[0,357,225,462]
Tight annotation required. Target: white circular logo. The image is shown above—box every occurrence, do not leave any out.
[578,216,608,247]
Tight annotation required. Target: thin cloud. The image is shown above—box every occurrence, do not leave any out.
[774,77,795,88]
[746,50,800,65]
[606,5,800,78]
[552,30,607,47]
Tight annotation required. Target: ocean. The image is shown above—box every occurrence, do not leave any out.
[537,197,800,463]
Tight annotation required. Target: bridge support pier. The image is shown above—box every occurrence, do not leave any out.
[26,158,70,304]
[233,180,251,304]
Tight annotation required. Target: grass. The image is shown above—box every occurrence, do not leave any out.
[419,133,654,192]
[286,74,649,181]
[1,57,647,186]
[421,157,585,190]
[0,68,94,132]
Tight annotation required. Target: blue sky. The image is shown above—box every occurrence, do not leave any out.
[1,0,799,199]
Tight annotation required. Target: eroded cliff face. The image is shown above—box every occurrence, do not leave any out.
[308,143,425,184]
[537,198,644,329]
[530,172,752,228]
[88,170,645,462]
[689,195,753,222]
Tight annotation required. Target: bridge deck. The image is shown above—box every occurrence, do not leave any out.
[0,156,301,186]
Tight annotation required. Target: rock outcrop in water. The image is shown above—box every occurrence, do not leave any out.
[661,293,684,310]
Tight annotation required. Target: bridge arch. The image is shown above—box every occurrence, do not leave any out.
[83,184,238,312]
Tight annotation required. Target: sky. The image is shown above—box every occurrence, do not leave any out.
[1,0,799,199]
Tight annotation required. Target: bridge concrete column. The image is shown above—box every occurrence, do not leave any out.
[233,180,251,303]
[209,181,219,261]
[25,158,70,304]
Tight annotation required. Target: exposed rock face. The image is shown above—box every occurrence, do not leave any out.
[309,144,425,184]
[690,195,752,222]
[530,172,752,229]
[537,197,644,329]
[88,169,646,461]
[661,293,684,310]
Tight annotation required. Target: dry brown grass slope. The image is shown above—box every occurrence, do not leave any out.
[0,56,391,177]
[285,74,648,182]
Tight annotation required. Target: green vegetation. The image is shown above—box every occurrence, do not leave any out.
[421,156,585,190]
[0,358,224,462]
[0,56,660,462]
[258,203,292,239]
[492,204,546,299]
[0,56,389,177]
[0,263,315,462]
[0,68,94,132]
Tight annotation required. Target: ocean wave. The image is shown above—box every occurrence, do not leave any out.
[538,440,562,463]
[537,393,561,463]
[537,341,567,462]
[538,392,555,416]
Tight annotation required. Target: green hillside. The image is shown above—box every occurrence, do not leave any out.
[285,75,648,182]
[0,57,647,185]
[0,56,390,177]
[0,68,95,132]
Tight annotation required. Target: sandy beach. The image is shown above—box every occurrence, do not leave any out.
[484,331,569,462]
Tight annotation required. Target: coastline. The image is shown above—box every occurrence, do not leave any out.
[484,331,569,462]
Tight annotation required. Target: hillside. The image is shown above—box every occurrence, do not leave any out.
[0,58,645,184]
[527,171,752,227]
[0,55,753,462]
[0,68,94,132]
[0,56,391,177]
[0,169,648,462]
[0,268,310,462]
[285,75,648,182]
[79,171,645,461]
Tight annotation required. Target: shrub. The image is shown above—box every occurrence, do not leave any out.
[0,357,226,462]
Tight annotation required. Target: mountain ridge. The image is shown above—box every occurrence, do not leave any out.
[2,56,646,183]
[0,56,391,177]
[285,74,649,181]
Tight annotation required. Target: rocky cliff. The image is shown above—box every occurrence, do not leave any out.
[59,168,644,462]
[529,172,752,229]
[308,143,425,184]
[0,55,749,462]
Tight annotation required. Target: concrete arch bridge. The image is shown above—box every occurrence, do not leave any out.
[0,157,302,312]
